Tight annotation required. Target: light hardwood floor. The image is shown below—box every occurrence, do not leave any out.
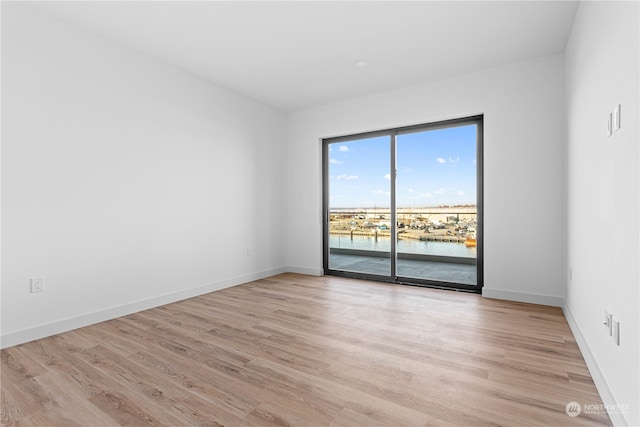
[1,273,610,426]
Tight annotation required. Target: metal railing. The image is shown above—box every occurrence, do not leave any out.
[328,208,478,261]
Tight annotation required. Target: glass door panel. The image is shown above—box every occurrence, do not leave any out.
[327,135,392,277]
[396,124,478,285]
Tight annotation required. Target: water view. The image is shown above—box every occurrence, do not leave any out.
[330,234,476,258]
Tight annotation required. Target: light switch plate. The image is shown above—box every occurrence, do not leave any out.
[607,113,612,136]
[604,310,612,335]
[613,104,621,131]
[613,320,620,345]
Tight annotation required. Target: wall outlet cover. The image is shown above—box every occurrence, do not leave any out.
[30,277,44,293]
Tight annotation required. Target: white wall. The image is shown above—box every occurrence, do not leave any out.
[286,54,566,305]
[564,2,639,426]
[1,3,287,347]
[2,0,637,422]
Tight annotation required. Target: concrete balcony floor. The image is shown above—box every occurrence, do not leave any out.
[329,253,477,286]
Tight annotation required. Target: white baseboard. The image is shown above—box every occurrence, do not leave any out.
[562,303,629,427]
[0,266,287,349]
[482,288,563,307]
[286,265,323,276]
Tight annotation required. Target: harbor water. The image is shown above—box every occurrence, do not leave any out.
[329,234,476,258]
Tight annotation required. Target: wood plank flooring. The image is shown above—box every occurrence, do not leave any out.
[1,273,611,426]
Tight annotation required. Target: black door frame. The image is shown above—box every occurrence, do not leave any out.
[322,115,484,292]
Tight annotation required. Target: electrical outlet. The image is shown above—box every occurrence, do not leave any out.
[30,277,44,293]
[246,248,254,257]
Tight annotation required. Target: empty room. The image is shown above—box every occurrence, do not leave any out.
[1,1,638,426]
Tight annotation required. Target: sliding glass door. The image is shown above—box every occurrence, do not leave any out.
[323,116,483,291]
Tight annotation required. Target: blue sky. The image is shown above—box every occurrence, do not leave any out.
[329,124,477,208]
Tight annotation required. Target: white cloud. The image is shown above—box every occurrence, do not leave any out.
[437,157,460,164]
[329,158,342,164]
[408,188,414,193]
[434,188,445,195]
[457,191,466,196]
[383,173,391,180]
[338,145,349,152]
[371,189,390,195]
[336,174,358,180]
[418,192,433,198]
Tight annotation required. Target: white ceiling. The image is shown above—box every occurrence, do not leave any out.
[30,1,579,112]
